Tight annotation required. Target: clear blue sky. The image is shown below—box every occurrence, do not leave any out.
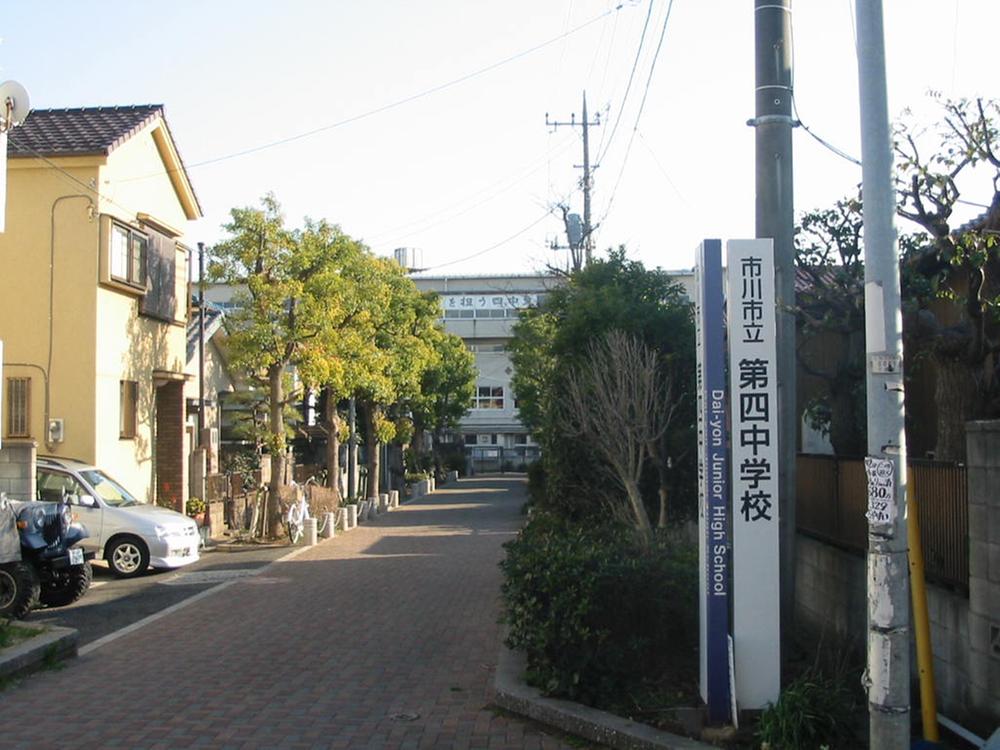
[3,1,997,274]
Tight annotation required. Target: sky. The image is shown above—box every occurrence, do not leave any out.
[2,1,998,275]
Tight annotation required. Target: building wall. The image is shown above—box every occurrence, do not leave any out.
[90,126,193,502]
[0,158,102,462]
[0,119,197,504]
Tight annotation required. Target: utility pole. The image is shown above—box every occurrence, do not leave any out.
[856,1,910,746]
[546,91,600,265]
[197,241,209,536]
[752,0,796,644]
[347,397,357,500]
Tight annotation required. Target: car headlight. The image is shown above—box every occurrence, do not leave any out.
[60,504,73,532]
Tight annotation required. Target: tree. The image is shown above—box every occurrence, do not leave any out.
[210,195,362,534]
[894,95,1000,460]
[408,329,476,477]
[794,198,868,456]
[561,331,679,544]
[510,249,696,523]
[352,258,440,498]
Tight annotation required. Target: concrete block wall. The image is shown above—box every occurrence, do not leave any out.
[965,420,1000,718]
[0,440,36,500]
[794,535,978,720]
[794,420,1000,725]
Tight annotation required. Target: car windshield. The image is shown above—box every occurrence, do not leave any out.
[80,470,142,508]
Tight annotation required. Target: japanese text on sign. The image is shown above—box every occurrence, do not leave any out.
[864,457,897,526]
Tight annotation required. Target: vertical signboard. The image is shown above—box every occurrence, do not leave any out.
[726,239,780,709]
[695,239,730,724]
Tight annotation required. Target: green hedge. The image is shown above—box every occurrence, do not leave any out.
[500,512,697,707]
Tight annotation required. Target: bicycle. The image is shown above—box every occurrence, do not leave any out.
[285,477,330,544]
[285,480,311,544]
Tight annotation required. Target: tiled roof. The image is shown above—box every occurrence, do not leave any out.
[7,105,163,158]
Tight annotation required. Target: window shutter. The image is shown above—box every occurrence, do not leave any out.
[140,229,177,321]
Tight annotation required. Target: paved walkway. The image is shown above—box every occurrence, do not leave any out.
[1,477,581,750]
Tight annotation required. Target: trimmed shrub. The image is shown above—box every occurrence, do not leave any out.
[500,512,697,707]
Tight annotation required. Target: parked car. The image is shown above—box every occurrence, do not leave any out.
[35,457,199,578]
[0,492,95,618]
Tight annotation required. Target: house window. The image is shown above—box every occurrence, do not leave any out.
[110,224,147,286]
[5,377,30,437]
[470,386,504,409]
[120,380,138,439]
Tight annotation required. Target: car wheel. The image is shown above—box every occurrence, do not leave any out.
[106,537,150,578]
[40,561,93,607]
[0,561,41,619]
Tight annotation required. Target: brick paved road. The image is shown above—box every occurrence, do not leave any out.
[1,477,583,750]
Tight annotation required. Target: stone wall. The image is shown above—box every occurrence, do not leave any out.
[0,440,36,500]
[794,420,1000,726]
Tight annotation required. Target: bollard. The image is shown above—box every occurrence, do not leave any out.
[447,470,458,483]
[429,476,435,493]
[379,493,389,512]
[322,511,336,538]
[390,489,399,508]
[303,517,318,546]
[347,504,358,528]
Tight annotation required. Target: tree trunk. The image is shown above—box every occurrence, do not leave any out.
[624,477,653,546]
[432,427,443,481]
[364,401,380,499]
[323,389,342,501]
[933,358,980,462]
[267,364,285,538]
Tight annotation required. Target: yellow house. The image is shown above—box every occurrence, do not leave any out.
[0,105,202,510]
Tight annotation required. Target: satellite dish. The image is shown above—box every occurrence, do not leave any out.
[0,80,30,128]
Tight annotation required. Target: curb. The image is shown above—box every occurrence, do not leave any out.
[493,642,714,750]
[0,621,79,680]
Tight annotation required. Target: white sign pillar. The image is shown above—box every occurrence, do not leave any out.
[726,239,781,709]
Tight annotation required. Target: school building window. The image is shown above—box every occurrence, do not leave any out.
[470,386,504,409]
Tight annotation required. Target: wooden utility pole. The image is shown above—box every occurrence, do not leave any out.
[546,91,601,265]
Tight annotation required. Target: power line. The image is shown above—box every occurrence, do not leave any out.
[367,136,576,246]
[597,0,675,231]
[116,6,622,184]
[787,6,861,167]
[596,0,655,165]
[7,131,141,218]
[417,210,552,272]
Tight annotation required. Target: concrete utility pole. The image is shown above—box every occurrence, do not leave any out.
[546,91,600,264]
[855,1,911,746]
[752,0,796,641]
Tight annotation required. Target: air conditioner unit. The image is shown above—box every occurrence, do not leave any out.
[48,418,65,443]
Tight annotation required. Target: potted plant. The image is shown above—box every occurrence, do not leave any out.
[186,497,207,526]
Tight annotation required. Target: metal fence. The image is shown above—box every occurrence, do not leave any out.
[796,454,969,591]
